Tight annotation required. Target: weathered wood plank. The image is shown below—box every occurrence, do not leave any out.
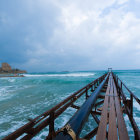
[108,77,118,140]
[96,77,111,140]
[113,79,129,140]
[97,74,129,140]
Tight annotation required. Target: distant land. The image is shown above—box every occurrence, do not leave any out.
[0,63,27,77]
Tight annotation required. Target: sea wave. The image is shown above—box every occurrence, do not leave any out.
[0,121,26,139]
[0,86,14,101]
[23,73,95,77]
[8,79,16,83]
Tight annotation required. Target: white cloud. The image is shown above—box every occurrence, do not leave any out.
[46,0,140,70]
[135,0,140,2]
[1,0,140,71]
[60,5,88,31]
[117,0,129,5]
[53,3,140,49]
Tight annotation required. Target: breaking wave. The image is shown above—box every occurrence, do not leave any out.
[24,73,95,77]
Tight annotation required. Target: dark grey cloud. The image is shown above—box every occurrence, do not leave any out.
[0,0,61,70]
[0,0,140,72]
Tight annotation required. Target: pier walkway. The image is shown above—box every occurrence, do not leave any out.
[96,74,129,140]
[3,71,140,140]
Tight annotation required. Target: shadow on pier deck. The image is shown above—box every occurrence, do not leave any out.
[3,71,140,140]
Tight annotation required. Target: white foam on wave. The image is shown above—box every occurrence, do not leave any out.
[133,101,140,111]
[8,79,16,83]
[24,73,95,77]
[0,78,16,82]
[0,121,26,139]
[0,87,14,101]
[0,85,32,101]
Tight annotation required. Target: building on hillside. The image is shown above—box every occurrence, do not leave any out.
[2,63,12,71]
[0,63,27,73]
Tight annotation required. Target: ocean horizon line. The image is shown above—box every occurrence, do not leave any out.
[28,69,140,73]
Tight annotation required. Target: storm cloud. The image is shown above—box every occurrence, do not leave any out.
[0,0,140,72]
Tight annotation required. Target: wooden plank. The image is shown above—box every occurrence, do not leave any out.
[96,77,111,140]
[108,77,118,140]
[113,79,129,140]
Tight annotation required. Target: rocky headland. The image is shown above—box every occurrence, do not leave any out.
[0,63,27,77]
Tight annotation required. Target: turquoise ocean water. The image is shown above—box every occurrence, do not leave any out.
[0,70,140,139]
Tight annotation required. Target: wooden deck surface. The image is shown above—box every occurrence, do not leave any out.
[96,73,129,140]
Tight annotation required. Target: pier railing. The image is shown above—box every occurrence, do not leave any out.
[113,73,140,140]
[3,73,107,140]
[53,73,109,140]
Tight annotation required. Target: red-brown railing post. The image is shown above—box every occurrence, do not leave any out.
[91,85,94,92]
[97,79,99,86]
[86,88,88,99]
[130,94,133,117]
[121,82,122,91]
[47,112,55,139]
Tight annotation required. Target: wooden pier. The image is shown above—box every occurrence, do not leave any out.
[3,71,140,140]
[96,73,129,140]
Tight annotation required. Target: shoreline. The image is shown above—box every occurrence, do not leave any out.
[0,74,24,78]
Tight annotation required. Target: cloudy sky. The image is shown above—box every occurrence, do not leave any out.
[0,0,140,72]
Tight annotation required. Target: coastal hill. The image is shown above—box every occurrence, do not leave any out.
[0,63,27,74]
